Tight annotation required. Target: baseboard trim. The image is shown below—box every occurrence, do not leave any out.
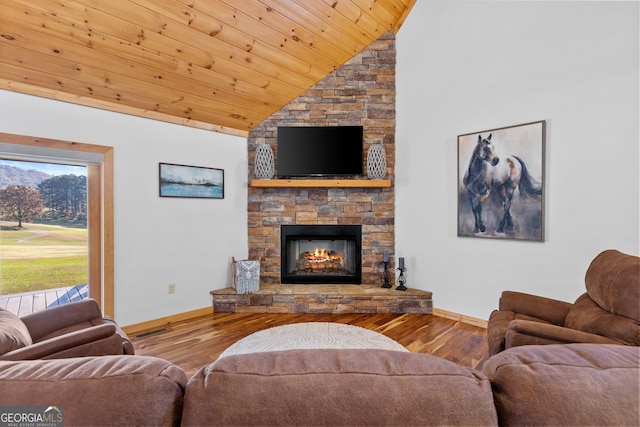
[432,308,488,329]
[122,306,212,336]
[122,306,486,336]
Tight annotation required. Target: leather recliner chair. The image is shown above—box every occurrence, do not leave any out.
[487,249,640,356]
[0,298,134,360]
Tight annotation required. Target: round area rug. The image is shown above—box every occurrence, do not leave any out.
[218,322,408,359]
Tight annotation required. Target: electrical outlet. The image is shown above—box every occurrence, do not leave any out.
[168,283,176,294]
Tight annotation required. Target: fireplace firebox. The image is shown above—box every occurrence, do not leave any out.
[281,225,362,284]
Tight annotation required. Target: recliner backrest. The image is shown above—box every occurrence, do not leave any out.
[584,249,640,321]
[565,293,640,345]
[563,250,640,346]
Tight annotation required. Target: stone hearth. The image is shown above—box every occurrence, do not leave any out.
[211,284,432,315]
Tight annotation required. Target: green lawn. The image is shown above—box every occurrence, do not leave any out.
[0,222,87,294]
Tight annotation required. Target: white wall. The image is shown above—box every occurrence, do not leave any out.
[0,91,248,326]
[396,1,639,319]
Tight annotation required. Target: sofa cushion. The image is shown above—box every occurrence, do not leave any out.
[0,308,32,354]
[565,293,640,345]
[584,249,640,321]
[482,343,640,426]
[0,355,187,426]
[182,348,498,426]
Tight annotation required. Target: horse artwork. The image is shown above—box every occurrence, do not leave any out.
[458,121,545,241]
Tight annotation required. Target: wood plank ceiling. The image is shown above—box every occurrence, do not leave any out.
[0,0,415,137]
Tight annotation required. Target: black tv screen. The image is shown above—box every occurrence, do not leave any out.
[277,126,363,177]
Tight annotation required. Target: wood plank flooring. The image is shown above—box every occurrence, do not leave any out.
[132,312,489,378]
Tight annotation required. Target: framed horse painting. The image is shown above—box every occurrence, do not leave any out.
[458,120,545,241]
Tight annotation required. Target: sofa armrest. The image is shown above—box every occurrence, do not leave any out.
[499,291,573,325]
[505,319,621,349]
[0,324,120,360]
[20,299,104,341]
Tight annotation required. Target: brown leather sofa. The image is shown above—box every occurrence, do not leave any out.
[481,343,639,426]
[183,348,498,426]
[0,355,186,426]
[0,298,134,360]
[0,344,637,426]
[487,249,640,356]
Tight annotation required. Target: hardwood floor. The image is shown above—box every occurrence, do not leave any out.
[132,312,489,378]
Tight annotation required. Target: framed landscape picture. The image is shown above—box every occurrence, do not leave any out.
[159,163,224,199]
[457,120,545,241]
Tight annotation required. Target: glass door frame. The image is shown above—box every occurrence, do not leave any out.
[0,132,114,317]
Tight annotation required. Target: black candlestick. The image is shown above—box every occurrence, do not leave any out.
[381,261,392,288]
[396,267,407,291]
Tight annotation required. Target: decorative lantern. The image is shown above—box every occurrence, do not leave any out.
[254,143,275,179]
[366,143,387,179]
[233,257,260,294]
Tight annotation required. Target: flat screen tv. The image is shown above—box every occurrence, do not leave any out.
[277,126,363,177]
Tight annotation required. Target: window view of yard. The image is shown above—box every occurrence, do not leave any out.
[1,222,87,293]
[0,159,88,314]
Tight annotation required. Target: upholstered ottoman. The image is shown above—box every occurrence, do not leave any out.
[217,322,408,358]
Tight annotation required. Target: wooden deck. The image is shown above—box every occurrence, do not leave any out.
[0,284,88,316]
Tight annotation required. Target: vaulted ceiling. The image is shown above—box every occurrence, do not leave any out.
[1,0,415,137]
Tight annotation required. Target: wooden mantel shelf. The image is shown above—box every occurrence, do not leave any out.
[251,179,391,188]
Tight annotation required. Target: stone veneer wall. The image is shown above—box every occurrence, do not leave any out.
[248,32,396,286]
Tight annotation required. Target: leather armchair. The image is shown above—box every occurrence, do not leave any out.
[0,298,134,360]
[487,249,640,356]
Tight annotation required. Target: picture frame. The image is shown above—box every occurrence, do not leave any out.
[458,120,545,241]
[159,163,224,199]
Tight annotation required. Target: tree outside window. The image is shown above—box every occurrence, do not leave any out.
[0,185,44,228]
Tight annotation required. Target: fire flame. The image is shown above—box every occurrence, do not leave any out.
[303,247,344,268]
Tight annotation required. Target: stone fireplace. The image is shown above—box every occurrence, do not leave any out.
[281,225,362,284]
[211,31,431,314]
[247,32,397,287]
